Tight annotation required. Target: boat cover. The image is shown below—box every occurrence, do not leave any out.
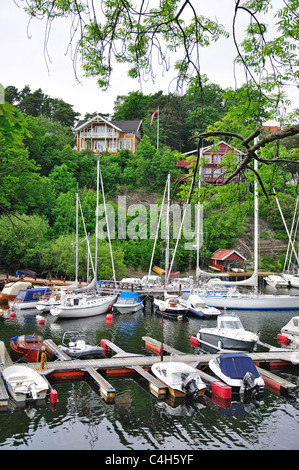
[217,353,259,379]
[117,291,141,302]
[14,287,51,301]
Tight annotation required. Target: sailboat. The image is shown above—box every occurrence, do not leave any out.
[50,161,117,318]
[187,152,299,310]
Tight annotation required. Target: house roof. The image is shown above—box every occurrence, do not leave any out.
[75,114,142,133]
[211,249,246,261]
[183,141,245,157]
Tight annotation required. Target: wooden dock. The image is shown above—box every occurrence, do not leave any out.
[0,335,298,406]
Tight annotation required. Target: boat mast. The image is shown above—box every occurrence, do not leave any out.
[165,173,170,287]
[254,144,259,294]
[75,192,79,285]
[94,158,99,284]
[99,162,117,290]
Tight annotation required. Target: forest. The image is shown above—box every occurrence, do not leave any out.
[0,79,298,281]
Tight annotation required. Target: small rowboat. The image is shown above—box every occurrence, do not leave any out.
[2,364,49,402]
[10,334,57,362]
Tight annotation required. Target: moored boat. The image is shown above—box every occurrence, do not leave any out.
[0,281,32,303]
[50,292,117,318]
[153,296,188,319]
[209,353,264,396]
[2,364,49,402]
[197,313,259,352]
[59,331,105,359]
[264,275,289,288]
[278,316,299,347]
[10,334,57,362]
[179,294,222,318]
[113,291,143,313]
[36,290,66,312]
[151,361,206,399]
[9,287,52,310]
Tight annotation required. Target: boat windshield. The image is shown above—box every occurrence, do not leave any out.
[219,319,243,329]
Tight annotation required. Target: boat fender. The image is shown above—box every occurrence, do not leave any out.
[50,389,58,403]
[277,334,290,345]
[10,311,16,318]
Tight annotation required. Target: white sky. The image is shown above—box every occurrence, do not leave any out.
[0,0,296,119]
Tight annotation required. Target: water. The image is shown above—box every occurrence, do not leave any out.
[1,288,299,451]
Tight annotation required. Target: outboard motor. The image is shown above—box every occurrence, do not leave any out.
[183,376,199,399]
[242,372,256,392]
[240,371,258,400]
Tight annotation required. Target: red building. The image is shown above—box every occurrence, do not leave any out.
[177,141,244,184]
[209,249,246,273]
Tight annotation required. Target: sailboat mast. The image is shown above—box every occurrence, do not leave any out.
[95,158,99,283]
[254,146,259,293]
[165,174,170,287]
[99,162,117,290]
[75,192,79,284]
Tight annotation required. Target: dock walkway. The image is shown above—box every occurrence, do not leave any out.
[0,336,298,406]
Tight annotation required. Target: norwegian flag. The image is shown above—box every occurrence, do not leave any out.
[150,107,159,126]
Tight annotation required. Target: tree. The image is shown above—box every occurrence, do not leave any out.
[0,102,47,217]
[20,1,298,185]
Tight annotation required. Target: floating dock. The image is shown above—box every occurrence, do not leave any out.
[0,336,298,406]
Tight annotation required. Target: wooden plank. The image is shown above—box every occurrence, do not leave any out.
[85,367,115,402]
[0,341,13,366]
[0,376,9,406]
[256,366,296,392]
[132,365,167,398]
[44,339,71,361]
[142,336,187,356]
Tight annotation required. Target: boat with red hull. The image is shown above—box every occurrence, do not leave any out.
[10,334,57,362]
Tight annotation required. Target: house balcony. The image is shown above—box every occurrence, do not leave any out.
[80,131,120,139]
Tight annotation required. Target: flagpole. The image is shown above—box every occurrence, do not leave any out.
[157,107,159,150]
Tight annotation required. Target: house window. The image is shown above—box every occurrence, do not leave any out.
[213,154,222,164]
[94,141,106,152]
[120,139,131,150]
[213,168,222,178]
[109,141,118,152]
[94,125,105,135]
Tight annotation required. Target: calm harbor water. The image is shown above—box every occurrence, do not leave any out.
[1,286,299,451]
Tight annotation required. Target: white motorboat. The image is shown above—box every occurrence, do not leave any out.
[50,292,117,318]
[209,353,264,396]
[113,291,143,313]
[151,361,206,399]
[282,274,299,289]
[36,290,66,312]
[264,275,289,288]
[153,296,189,318]
[59,331,105,359]
[9,287,52,310]
[179,294,222,318]
[2,365,49,402]
[197,314,259,352]
[278,316,299,347]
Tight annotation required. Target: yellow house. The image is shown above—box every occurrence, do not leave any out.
[75,113,143,154]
